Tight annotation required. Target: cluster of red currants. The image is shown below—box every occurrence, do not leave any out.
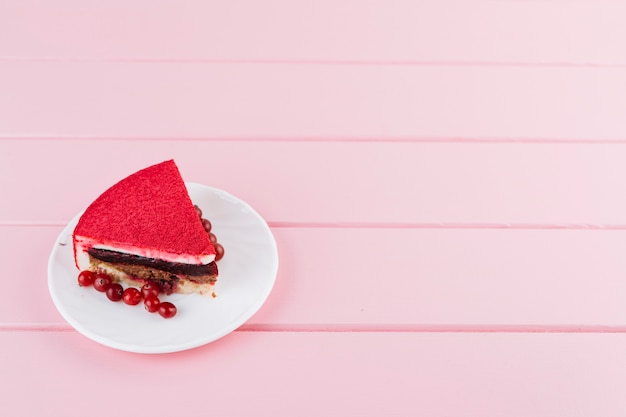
[195,205,224,261]
[77,271,177,319]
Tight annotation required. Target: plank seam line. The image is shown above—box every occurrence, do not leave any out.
[4,324,626,334]
[4,221,626,230]
[269,222,626,230]
[239,324,626,333]
[1,57,626,69]
[3,136,626,144]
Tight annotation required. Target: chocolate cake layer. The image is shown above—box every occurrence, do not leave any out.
[88,248,218,277]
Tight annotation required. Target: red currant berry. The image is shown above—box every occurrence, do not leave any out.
[77,270,95,287]
[201,218,212,233]
[122,287,142,305]
[144,295,160,313]
[214,243,224,261]
[106,283,124,302]
[194,205,203,218]
[208,232,217,244]
[93,273,112,292]
[157,302,177,319]
[141,282,160,299]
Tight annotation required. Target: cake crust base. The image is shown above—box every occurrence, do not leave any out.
[88,256,217,296]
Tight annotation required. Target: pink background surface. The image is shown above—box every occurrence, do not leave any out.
[2,1,626,415]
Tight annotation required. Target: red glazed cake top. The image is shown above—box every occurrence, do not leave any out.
[73,160,215,264]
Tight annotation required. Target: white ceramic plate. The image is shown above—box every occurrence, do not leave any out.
[48,183,278,354]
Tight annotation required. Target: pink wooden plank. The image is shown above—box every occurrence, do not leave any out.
[1,0,625,65]
[3,140,626,226]
[1,62,626,140]
[6,225,626,327]
[0,226,66,325]
[1,331,626,416]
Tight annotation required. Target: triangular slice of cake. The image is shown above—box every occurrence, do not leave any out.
[73,160,218,295]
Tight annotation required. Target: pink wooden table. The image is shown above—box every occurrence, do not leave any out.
[3,1,626,415]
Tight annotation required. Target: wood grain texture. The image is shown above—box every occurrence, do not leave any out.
[1,0,625,65]
[2,331,626,417]
[1,62,626,140]
[5,225,626,328]
[3,140,626,226]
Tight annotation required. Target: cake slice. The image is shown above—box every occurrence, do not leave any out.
[73,160,218,295]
